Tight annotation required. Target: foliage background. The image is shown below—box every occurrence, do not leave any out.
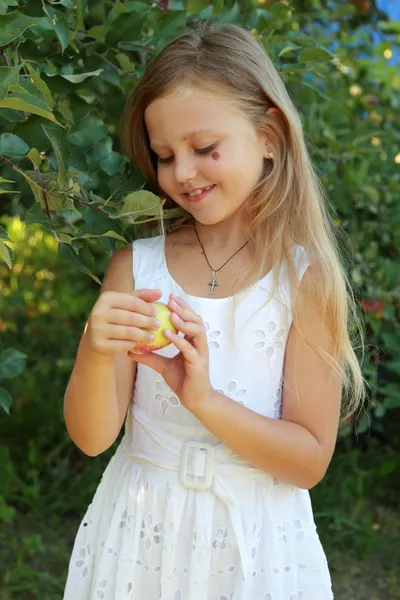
[0,0,399,598]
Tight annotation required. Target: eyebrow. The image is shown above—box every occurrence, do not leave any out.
[150,129,219,150]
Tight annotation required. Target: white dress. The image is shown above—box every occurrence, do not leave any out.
[63,235,334,600]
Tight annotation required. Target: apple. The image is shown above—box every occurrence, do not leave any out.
[131,301,177,354]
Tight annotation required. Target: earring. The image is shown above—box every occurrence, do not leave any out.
[265,148,274,160]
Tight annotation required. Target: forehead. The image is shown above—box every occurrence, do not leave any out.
[144,86,254,149]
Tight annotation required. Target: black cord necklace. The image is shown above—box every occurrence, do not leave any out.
[193,222,249,295]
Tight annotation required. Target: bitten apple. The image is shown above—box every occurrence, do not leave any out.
[131,301,177,354]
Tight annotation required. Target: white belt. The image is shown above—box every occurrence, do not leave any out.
[128,405,265,583]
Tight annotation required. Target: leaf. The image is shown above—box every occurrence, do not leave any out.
[0,224,13,242]
[0,11,45,47]
[0,92,62,125]
[59,69,104,84]
[42,4,70,54]
[68,114,108,147]
[299,47,334,63]
[0,348,27,379]
[118,190,162,220]
[269,2,292,21]
[92,138,125,176]
[0,240,13,268]
[19,170,75,212]
[25,202,66,231]
[0,132,29,157]
[27,147,42,168]
[0,65,21,102]
[278,44,301,58]
[361,185,379,205]
[76,207,126,241]
[42,124,69,188]
[0,387,12,415]
[85,25,109,43]
[24,62,54,110]
[58,242,101,284]
[106,12,147,46]
[378,20,400,34]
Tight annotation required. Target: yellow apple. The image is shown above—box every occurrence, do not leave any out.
[131,301,177,354]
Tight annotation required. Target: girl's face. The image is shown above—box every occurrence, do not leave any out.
[144,86,269,225]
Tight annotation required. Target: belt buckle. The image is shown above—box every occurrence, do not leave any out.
[180,441,214,490]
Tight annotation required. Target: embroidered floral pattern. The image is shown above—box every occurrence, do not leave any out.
[215,381,247,406]
[204,321,222,350]
[253,322,286,358]
[155,380,180,413]
[140,513,163,551]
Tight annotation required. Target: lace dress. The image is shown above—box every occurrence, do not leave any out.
[63,235,334,600]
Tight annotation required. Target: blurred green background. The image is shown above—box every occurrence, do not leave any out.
[0,0,399,598]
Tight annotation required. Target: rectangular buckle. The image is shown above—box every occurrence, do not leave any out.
[180,441,214,490]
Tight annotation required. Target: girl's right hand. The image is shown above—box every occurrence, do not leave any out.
[86,288,162,356]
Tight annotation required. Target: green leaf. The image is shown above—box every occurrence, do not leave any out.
[42,124,69,188]
[0,240,13,268]
[106,12,147,46]
[21,170,75,211]
[378,20,400,34]
[361,185,379,205]
[0,65,21,102]
[0,11,45,47]
[0,132,29,157]
[85,25,109,43]
[269,2,292,21]
[58,242,101,284]
[59,69,104,84]
[68,114,108,147]
[299,47,334,63]
[0,224,13,242]
[25,202,66,231]
[27,147,42,168]
[42,3,70,54]
[24,62,54,110]
[92,138,125,176]
[0,387,12,415]
[117,190,162,222]
[76,207,126,241]
[0,92,62,125]
[278,44,301,58]
[0,348,27,379]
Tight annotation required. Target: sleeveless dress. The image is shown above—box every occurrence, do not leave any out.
[63,235,334,600]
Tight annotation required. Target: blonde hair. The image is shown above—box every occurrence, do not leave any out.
[120,22,367,420]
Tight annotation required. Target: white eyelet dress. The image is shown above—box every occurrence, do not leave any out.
[63,235,334,600]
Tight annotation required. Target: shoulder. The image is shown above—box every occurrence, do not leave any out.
[101,244,134,293]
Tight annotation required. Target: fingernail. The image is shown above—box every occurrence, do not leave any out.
[152,307,157,317]
[148,333,155,341]
[154,319,161,328]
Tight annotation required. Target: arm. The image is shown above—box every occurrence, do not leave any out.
[193,266,342,489]
[64,245,161,456]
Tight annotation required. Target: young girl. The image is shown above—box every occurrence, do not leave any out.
[63,22,365,600]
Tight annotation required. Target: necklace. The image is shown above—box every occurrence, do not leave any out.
[193,223,249,295]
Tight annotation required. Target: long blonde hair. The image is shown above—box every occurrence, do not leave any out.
[120,22,367,420]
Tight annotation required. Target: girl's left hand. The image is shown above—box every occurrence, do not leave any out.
[128,294,211,412]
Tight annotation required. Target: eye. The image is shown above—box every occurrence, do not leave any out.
[157,143,217,165]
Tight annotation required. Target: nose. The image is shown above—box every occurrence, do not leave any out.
[174,154,198,183]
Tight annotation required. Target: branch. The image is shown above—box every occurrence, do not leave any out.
[67,194,113,216]
[1,47,10,67]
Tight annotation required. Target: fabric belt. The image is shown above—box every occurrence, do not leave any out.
[128,405,265,582]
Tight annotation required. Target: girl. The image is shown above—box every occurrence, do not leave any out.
[63,22,365,600]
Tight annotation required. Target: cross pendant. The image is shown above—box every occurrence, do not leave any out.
[208,271,219,295]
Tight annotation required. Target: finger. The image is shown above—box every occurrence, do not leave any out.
[103,323,156,344]
[108,308,160,331]
[168,296,203,325]
[170,312,207,353]
[102,291,159,316]
[164,329,199,365]
[131,288,163,303]
[127,349,169,374]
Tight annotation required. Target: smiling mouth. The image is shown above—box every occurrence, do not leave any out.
[184,185,216,203]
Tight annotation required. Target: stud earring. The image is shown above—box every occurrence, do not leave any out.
[265,148,274,160]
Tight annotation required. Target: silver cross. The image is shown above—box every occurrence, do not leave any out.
[208,271,219,295]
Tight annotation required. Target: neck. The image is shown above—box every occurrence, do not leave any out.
[192,216,249,254]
